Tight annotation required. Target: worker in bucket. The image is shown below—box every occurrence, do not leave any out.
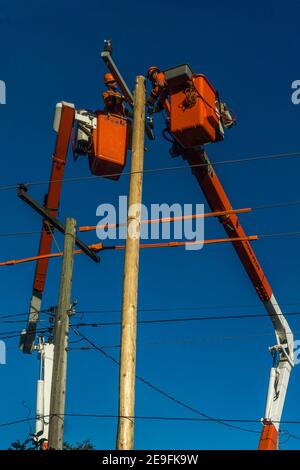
[102,73,126,116]
[146,66,168,114]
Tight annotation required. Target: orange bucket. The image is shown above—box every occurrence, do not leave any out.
[89,111,129,180]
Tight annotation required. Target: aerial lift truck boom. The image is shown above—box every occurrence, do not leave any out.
[147,63,294,449]
[20,43,150,354]
[19,41,294,449]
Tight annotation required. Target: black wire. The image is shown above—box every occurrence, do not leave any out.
[2,200,300,239]
[71,327,259,435]
[1,308,299,330]
[0,327,49,338]
[0,309,50,320]
[2,300,300,321]
[260,231,300,239]
[0,151,300,192]
[21,401,33,435]
[1,413,300,428]
[69,329,300,350]
[59,301,300,315]
[69,310,300,329]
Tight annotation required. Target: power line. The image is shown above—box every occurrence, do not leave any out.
[0,308,51,320]
[0,327,49,338]
[68,310,300,329]
[2,303,300,324]
[2,228,300,241]
[253,200,300,211]
[0,151,300,192]
[2,310,300,329]
[260,231,300,239]
[2,229,300,268]
[0,413,299,428]
[68,330,300,350]
[0,231,41,237]
[0,413,288,428]
[2,200,300,239]
[1,412,299,445]
[71,327,260,435]
[73,301,300,314]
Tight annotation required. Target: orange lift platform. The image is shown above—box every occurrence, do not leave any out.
[155,62,294,450]
[15,41,294,450]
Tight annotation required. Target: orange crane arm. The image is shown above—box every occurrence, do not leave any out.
[33,103,75,293]
[0,236,258,266]
[184,148,272,301]
[20,102,75,354]
[182,147,294,450]
[153,74,293,448]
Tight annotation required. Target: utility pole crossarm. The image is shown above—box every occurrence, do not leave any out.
[17,186,100,263]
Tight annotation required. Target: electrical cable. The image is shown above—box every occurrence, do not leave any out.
[0,151,300,192]
[71,327,260,435]
[65,310,300,329]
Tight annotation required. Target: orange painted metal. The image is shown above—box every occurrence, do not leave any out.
[164,86,273,301]
[170,74,219,148]
[78,207,252,232]
[0,237,257,266]
[113,236,258,250]
[33,104,75,293]
[258,423,278,450]
[0,243,103,266]
[185,148,273,302]
[89,111,129,180]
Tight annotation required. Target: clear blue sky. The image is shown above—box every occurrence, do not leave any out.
[0,0,299,450]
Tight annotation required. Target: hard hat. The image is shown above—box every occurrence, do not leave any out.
[104,73,116,85]
[147,66,159,79]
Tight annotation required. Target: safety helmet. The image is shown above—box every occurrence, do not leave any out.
[147,66,159,79]
[104,73,116,85]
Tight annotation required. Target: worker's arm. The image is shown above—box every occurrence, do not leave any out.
[103,91,125,109]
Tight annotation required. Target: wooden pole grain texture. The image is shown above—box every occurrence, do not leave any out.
[48,217,76,450]
[116,76,146,450]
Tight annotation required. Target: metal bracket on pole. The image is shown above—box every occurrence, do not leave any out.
[17,185,100,263]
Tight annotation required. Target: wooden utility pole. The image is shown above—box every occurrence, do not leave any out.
[116,76,146,450]
[48,217,76,450]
